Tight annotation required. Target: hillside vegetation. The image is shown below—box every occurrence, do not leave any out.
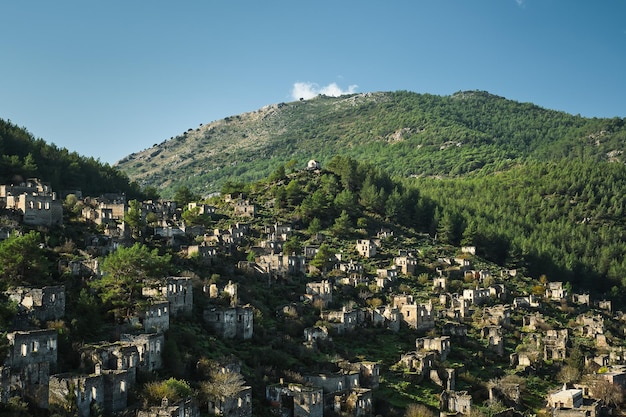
[116,90,626,198]
[0,159,611,416]
[0,119,146,198]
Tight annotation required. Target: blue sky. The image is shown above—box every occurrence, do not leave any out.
[1,1,625,165]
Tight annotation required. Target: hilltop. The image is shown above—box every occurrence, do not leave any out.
[115,90,626,198]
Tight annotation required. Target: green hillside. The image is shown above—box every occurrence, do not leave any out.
[0,118,145,198]
[116,90,626,198]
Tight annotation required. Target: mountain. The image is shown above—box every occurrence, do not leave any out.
[115,90,626,198]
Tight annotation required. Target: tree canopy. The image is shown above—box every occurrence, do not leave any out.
[89,243,172,320]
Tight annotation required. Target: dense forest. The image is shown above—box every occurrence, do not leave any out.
[0,118,148,199]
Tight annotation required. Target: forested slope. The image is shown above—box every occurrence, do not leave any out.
[0,119,145,198]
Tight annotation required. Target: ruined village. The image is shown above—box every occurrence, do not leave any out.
[1,163,626,417]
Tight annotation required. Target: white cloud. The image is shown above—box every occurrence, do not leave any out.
[291,82,358,100]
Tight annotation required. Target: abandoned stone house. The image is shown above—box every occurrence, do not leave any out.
[433,276,447,291]
[576,314,604,339]
[187,202,216,215]
[184,242,218,262]
[153,220,186,245]
[523,312,545,331]
[256,253,307,277]
[333,387,372,417]
[307,159,321,171]
[206,385,252,417]
[461,246,476,255]
[489,284,507,301]
[79,341,139,386]
[375,268,397,288]
[233,199,255,218]
[303,370,372,415]
[355,239,377,258]
[572,293,591,306]
[462,287,491,306]
[394,254,418,275]
[438,293,470,320]
[6,329,58,370]
[0,178,63,227]
[138,396,200,417]
[442,321,468,337]
[440,390,472,415]
[398,351,436,377]
[512,294,541,309]
[547,385,584,409]
[266,382,324,417]
[392,295,435,331]
[546,281,568,301]
[65,257,101,278]
[139,300,170,333]
[510,351,536,369]
[597,299,612,312]
[323,307,363,334]
[416,336,451,361]
[119,333,164,373]
[338,361,380,390]
[2,329,58,408]
[303,245,320,259]
[49,366,129,417]
[142,199,178,219]
[368,305,401,333]
[304,326,330,351]
[481,304,511,327]
[205,280,239,306]
[227,223,249,242]
[81,194,126,225]
[480,325,504,356]
[454,256,471,271]
[544,329,569,361]
[265,222,292,239]
[304,280,333,308]
[336,259,364,278]
[203,305,254,340]
[142,276,193,316]
[6,285,66,323]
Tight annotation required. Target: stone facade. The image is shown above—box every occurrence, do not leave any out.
[79,342,139,386]
[1,179,63,227]
[143,276,193,316]
[305,280,333,307]
[392,295,435,331]
[440,390,472,415]
[6,285,65,323]
[49,373,105,417]
[141,300,170,333]
[119,333,164,373]
[233,199,255,218]
[3,330,57,408]
[355,240,376,258]
[267,383,324,417]
[207,386,252,417]
[203,305,254,340]
[416,336,451,361]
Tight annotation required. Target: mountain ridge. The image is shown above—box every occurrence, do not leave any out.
[115,90,626,198]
